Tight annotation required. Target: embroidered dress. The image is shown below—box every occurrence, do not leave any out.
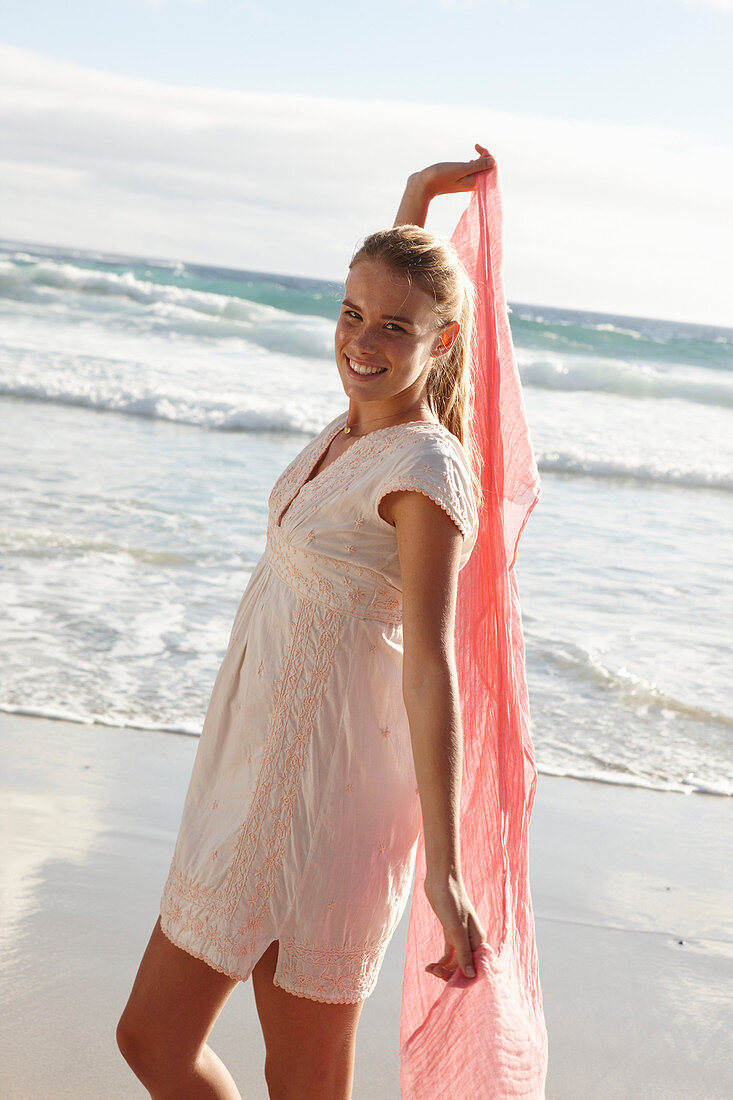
[159,411,479,1003]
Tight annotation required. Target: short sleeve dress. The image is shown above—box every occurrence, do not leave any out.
[159,408,480,1003]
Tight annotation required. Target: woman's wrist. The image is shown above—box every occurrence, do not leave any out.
[393,172,434,228]
[424,862,463,889]
[406,169,437,199]
[424,867,464,908]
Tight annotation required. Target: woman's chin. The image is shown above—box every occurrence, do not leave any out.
[338,371,386,401]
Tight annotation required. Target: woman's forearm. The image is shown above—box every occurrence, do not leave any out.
[403,665,463,880]
[393,172,433,229]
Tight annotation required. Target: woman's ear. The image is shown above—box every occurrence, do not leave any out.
[432,321,461,358]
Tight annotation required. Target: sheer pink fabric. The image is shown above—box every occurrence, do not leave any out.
[399,166,548,1097]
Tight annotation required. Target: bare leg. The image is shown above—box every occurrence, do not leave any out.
[116,916,241,1099]
[251,940,365,1100]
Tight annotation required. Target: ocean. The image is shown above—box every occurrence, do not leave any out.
[1,238,731,797]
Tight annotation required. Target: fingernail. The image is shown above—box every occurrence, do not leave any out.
[466,965,475,976]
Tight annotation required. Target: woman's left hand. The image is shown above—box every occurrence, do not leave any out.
[423,870,487,981]
[416,143,496,200]
[393,143,495,227]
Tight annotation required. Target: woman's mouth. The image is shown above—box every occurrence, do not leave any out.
[346,357,387,378]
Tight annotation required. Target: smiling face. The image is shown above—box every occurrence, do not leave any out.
[334,258,457,414]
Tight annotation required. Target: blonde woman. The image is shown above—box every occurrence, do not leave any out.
[117,145,499,1099]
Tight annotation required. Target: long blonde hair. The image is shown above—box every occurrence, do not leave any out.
[349,225,482,509]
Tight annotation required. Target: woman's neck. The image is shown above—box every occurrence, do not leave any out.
[344,398,438,436]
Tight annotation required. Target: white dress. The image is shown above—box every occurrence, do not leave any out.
[159,409,479,1002]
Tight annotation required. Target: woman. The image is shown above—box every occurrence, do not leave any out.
[116,144,526,1100]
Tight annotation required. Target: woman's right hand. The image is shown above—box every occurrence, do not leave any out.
[393,143,496,227]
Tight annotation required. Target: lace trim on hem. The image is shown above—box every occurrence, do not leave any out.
[158,916,245,983]
[377,482,472,541]
[271,976,368,1005]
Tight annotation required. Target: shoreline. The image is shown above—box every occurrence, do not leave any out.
[1,712,731,1098]
[2,705,727,799]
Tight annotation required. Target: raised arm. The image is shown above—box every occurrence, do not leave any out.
[393,143,496,228]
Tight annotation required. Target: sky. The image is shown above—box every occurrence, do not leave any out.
[1,0,731,325]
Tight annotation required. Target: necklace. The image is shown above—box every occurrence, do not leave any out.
[343,404,433,437]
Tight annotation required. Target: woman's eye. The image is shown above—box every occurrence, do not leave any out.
[339,311,402,331]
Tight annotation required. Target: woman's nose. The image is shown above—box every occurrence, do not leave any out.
[349,326,381,353]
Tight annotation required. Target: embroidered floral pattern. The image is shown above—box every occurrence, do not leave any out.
[274,933,393,1004]
[169,603,342,958]
[160,893,260,973]
[162,598,340,934]
[269,412,476,545]
[234,601,341,939]
[265,521,403,624]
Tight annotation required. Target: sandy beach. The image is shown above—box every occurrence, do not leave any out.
[0,712,730,1099]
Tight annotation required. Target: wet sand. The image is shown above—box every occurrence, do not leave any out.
[0,713,730,1098]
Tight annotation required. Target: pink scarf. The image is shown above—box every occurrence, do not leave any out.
[399,166,548,1097]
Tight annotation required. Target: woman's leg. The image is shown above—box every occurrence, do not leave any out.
[251,940,365,1100]
[116,916,241,1099]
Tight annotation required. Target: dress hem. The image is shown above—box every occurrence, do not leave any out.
[159,916,373,1004]
[271,976,369,1006]
[158,915,246,983]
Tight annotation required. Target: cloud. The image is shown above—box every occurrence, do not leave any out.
[0,44,730,326]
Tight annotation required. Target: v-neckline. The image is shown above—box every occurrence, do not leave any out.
[275,414,348,529]
[275,411,446,529]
